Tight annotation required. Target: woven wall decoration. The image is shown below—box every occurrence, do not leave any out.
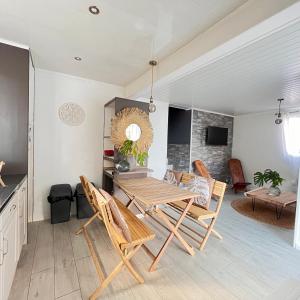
[111,107,153,152]
[58,102,85,126]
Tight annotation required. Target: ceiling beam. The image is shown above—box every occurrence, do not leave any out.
[125,0,300,99]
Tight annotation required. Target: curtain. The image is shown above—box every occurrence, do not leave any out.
[282,111,300,176]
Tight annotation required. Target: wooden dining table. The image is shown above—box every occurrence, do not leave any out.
[114,176,199,272]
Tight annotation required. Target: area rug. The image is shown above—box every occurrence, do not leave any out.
[231,197,295,229]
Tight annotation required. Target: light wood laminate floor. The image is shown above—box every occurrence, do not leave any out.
[9,192,300,300]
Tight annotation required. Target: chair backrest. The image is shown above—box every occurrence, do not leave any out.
[211,180,227,214]
[88,183,128,248]
[193,160,211,178]
[80,175,97,210]
[228,159,245,185]
[181,172,195,184]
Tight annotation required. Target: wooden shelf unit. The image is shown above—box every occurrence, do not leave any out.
[102,97,150,193]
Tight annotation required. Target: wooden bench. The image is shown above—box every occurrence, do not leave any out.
[167,173,226,251]
[76,177,155,299]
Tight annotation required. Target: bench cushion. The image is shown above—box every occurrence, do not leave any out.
[100,189,132,242]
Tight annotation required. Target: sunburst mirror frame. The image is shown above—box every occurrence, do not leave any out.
[111,107,153,153]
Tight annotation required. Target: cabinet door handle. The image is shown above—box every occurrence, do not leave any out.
[10,204,16,212]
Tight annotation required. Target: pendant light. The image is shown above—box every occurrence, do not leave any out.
[275,98,284,124]
[148,60,157,113]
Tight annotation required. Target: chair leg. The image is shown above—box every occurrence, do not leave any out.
[75,212,99,235]
[122,258,144,283]
[198,219,222,240]
[90,261,124,300]
[89,245,144,300]
[199,218,217,251]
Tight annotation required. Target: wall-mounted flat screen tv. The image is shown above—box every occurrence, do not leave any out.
[206,126,228,145]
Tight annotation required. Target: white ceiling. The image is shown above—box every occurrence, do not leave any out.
[0,0,247,85]
[146,19,300,115]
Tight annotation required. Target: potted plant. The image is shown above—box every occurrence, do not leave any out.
[253,169,284,196]
[119,139,148,170]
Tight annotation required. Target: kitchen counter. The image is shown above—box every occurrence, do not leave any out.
[0,174,27,213]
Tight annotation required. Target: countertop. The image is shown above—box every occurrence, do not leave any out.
[0,174,27,213]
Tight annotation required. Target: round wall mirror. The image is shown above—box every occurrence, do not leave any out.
[125,123,141,141]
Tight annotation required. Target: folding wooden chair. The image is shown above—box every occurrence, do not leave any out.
[82,183,155,299]
[168,178,226,250]
[228,158,251,193]
[75,176,101,235]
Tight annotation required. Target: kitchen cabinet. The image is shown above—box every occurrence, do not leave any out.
[17,179,27,257]
[0,177,27,300]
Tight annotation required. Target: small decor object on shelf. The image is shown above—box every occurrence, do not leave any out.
[254,169,284,196]
[104,149,114,157]
[115,160,130,172]
[0,161,6,187]
[58,102,85,126]
[111,107,153,167]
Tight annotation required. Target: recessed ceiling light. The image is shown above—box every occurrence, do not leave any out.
[89,5,100,15]
[74,57,82,61]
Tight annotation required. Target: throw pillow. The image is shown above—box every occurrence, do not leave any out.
[182,176,215,209]
[173,171,183,185]
[163,169,177,185]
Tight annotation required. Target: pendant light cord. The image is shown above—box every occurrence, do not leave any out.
[150,64,154,102]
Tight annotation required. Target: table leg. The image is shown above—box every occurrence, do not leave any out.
[276,205,284,220]
[252,197,256,211]
[149,198,195,272]
[123,190,148,217]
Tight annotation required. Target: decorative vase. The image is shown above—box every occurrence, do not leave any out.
[127,155,137,171]
[268,185,281,196]
[115,160,130,172]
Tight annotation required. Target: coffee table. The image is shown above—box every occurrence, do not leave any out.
[245,188,297,219]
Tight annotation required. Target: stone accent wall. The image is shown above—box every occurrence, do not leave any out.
[191,110,233,181]
[167,144,190,172]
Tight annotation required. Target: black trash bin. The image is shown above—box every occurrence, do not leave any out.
[75,183,94,219]
[48,184,73,224]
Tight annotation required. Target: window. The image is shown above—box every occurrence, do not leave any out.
[284,115,300,157]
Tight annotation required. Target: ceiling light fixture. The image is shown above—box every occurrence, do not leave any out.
[148,60,157,113]
[74,56,82,61]
[275,98,284,124]
[89,5,100,15]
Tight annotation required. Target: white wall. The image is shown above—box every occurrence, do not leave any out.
[134,97,169,180]
[34,69,124,221]
[147,100,169,179]
[232,112,296,191]
[34,70,169,221]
